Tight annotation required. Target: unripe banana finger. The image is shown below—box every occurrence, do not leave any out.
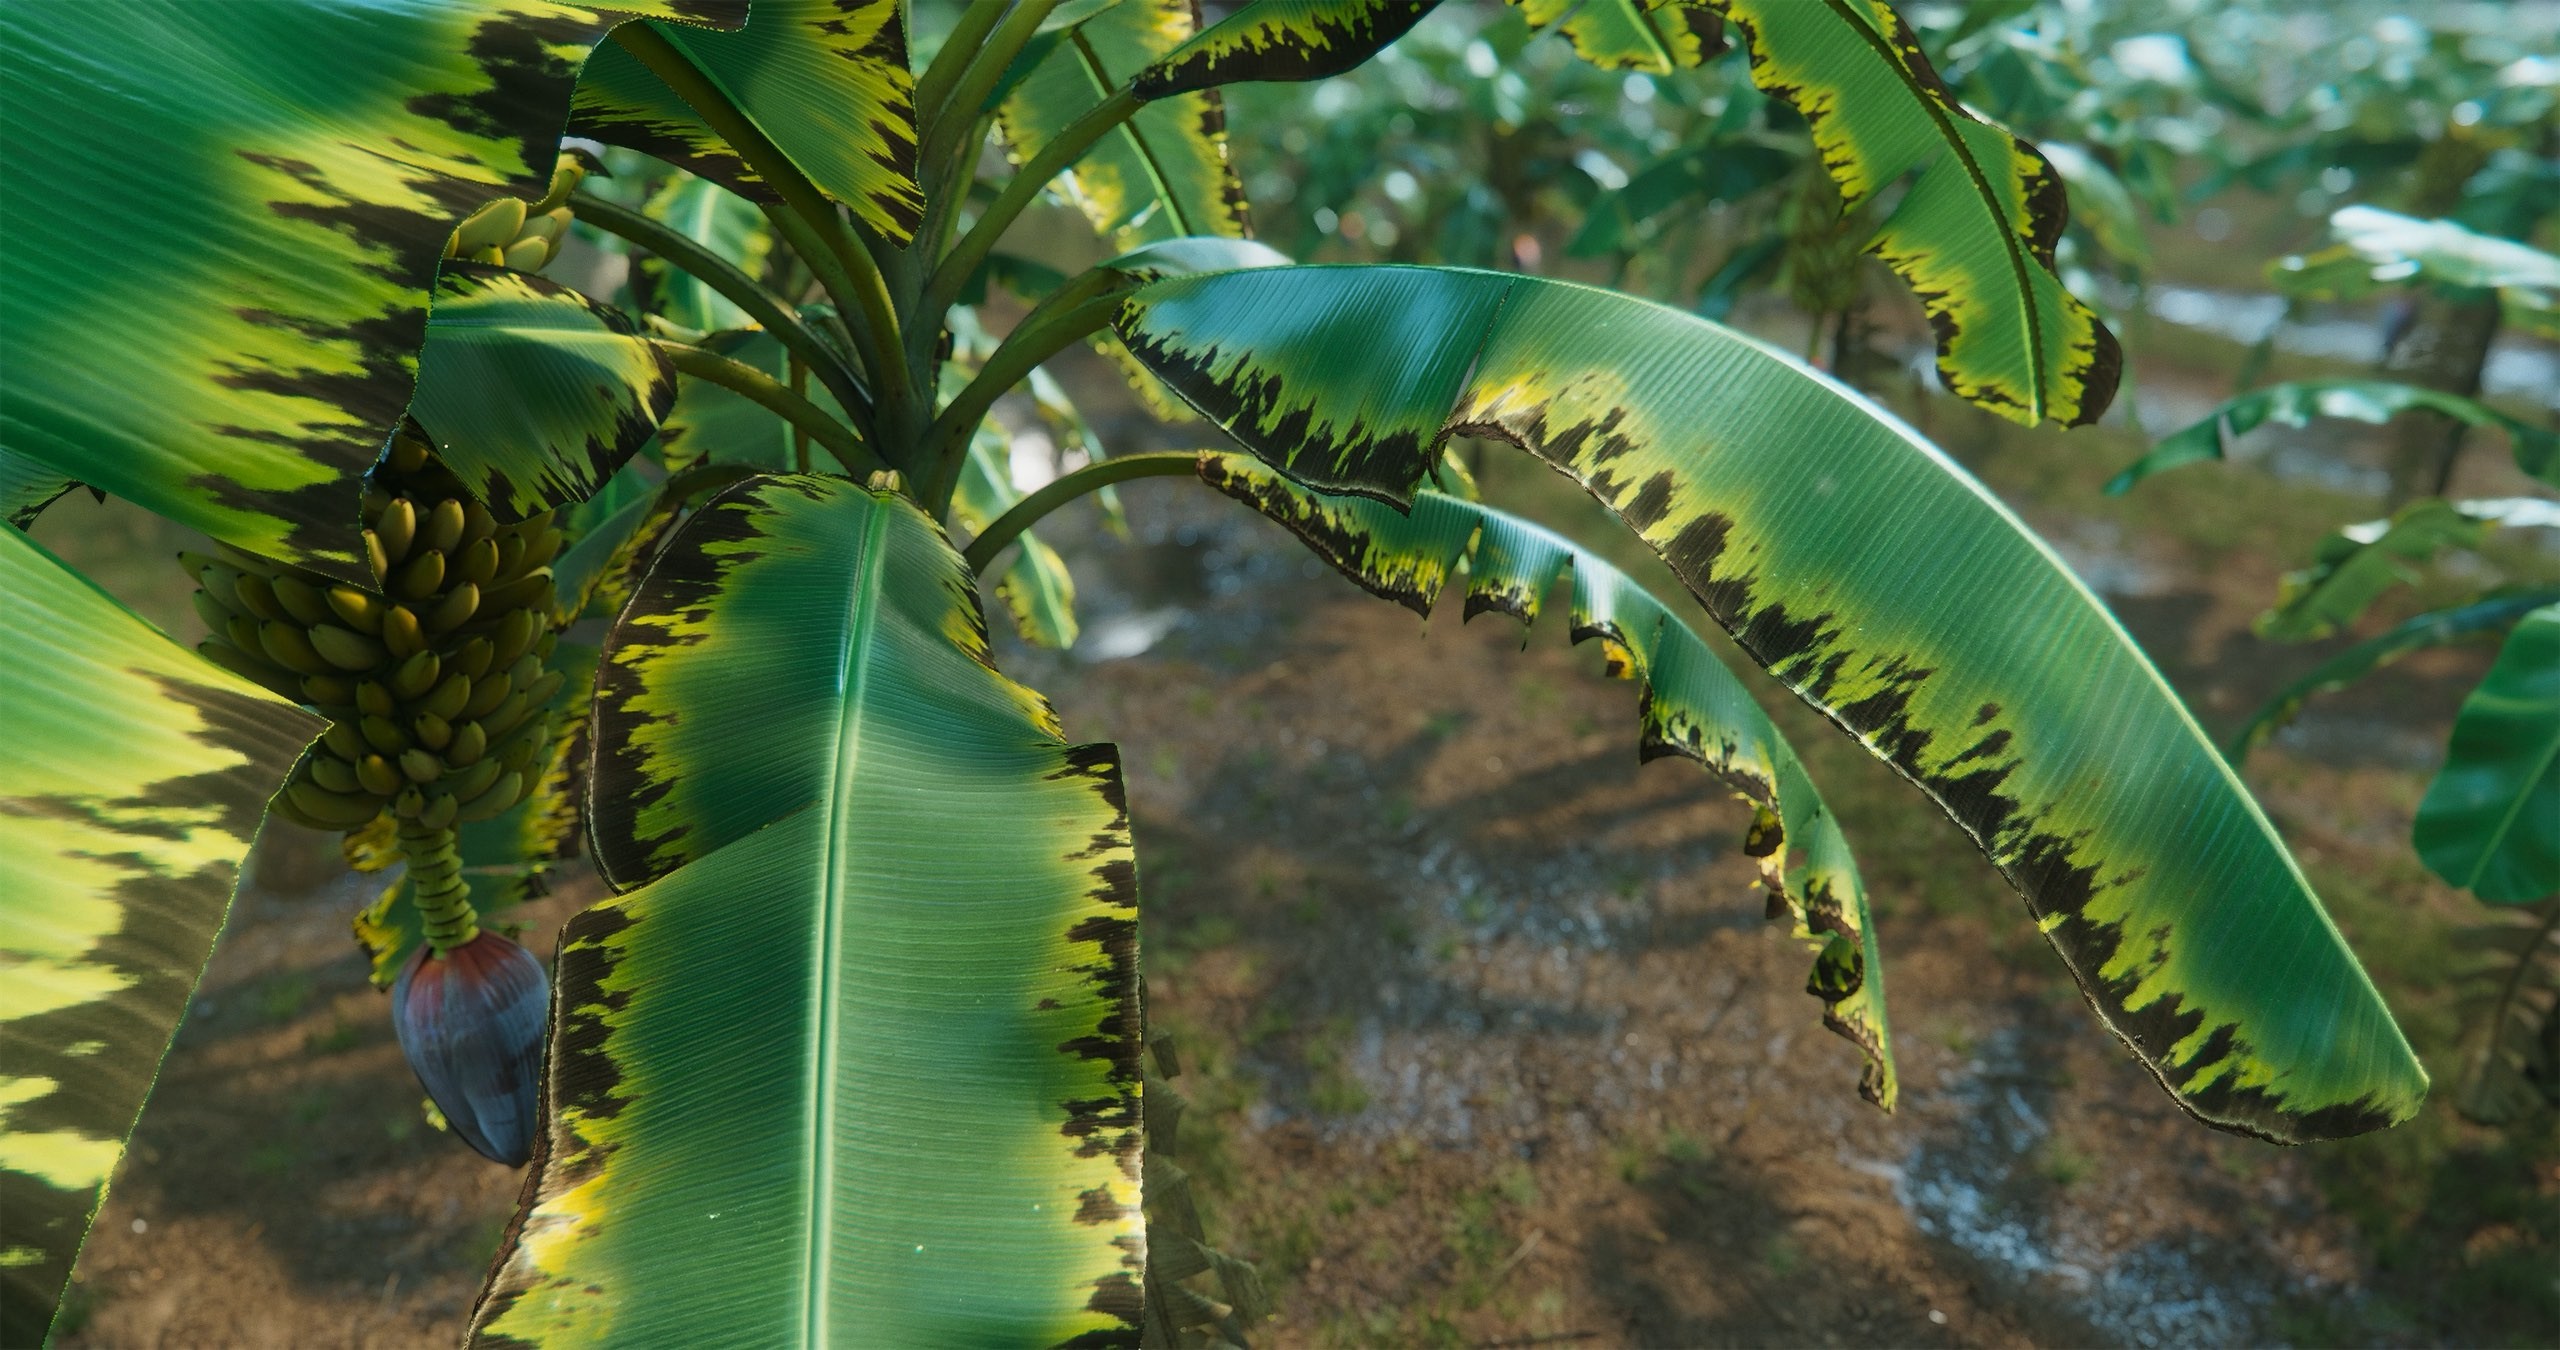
[394,786,426,820]
[225,615,264,656]
[192,588,240,638]
[471,244,506,266]
[456,637,496,682]
[501,236,549,271]
[395,549,445,602]
[310,757,361,794]
[520,668,566,711]
[454,770,523,823]
[361,715,408,756]
[492,533,525,581]
[453,536,500,589]
[505,652,542,691]
[232,573,289,623]
[388,434,430,475]
[327,585,385,634]
[418,790,459,831]
[285,779,386,829]
[269,574,333,627]
[301,673,357,709]
[421,671,472,722]
[445,719,489,768]
[357,681,397,718]
[415,712,454,752]
[496,719,549,773]
[321,722,364,763]
[452,197,528,255]
[391,650,442,699]
[356,754,404,797]
[258,621,334,676]
[365,531,395,588]
[309,623,389,672]
[445,755,503,804]
[419,498,466,558]
[425,581,479,635]
[376,498,418,564]
[459,670,515,721]
[478,689,532,740]
[490,609,539,670]
[483,570,554,618]
[382,605,427,660]
[400,748,443,784]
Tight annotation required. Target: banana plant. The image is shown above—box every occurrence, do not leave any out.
[1,0,2428,1342]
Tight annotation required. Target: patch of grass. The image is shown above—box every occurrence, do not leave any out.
[258,974,314,1023]
[2035,1136,2096,1189]
[1303,1021,1370,1117]
[247,1142,297,1177]
[1422,709,1467,740]
[291,1089,332,1126]
[304,1018,363,1054]
[1764,1233,1802,1276]
[1514,675,1560,716]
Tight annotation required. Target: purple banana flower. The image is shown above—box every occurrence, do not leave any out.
[392,931,548,1165]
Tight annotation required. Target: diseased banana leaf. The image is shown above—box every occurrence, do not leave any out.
[1112,262,2424,1142]
[1134,0,1442,98]
[2256,500,2485,643]
[2228,590,2560,764]
[1001,0,1249,248]
[476,476,1139,1343]
[409,266,678,521]
[2416,605,2560,904]
[1712,0,2121,428]
[1512,0,1727,73]
[1200,452,1897,1107]
[2110,379,2560,494]
[0,1,742,582]
[1,450,80,531]
[571,0,922,241]
[0,529,325,1343]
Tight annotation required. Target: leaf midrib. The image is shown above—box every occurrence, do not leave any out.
[803,495,890,1347]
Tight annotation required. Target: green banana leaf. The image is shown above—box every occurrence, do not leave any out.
[1001,0,1250,248]
[0,529,325,1343]
[1,450,79,531]
[2416,605,2560,904]
[957,422,1081,650]
[2228,590,2560,764]
[571,0,922,242]
[1112,262,2423,1142]
[638,176,774,332]
[1200,452,1896,1107]
[2257,500,2485,643]
[1133,0,1442,98]
[409,266,678,520]
[1513,0,1727,73]
[2109,379,2560,494]
[0,1,740,583]
[2450,902,2560,1125]
[2274,206,2560,309]
[1567,137,1798,258]
[1712,0,2121,428]
[656,329,824,474]
[2040,141,2152,270]
[476,476,1140,1342]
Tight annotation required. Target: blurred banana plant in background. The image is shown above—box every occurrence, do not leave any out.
[0,0,2448,1343]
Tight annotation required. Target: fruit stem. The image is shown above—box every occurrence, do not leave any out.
[400,823,479,953]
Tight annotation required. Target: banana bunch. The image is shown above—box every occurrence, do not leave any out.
[443,153,588,272]
[188,430,564,834]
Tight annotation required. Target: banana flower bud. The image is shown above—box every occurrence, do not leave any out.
[392,931,547,1165]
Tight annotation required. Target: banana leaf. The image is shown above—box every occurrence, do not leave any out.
[1200,452,1897,1107]
[570,0,922,241]
[475,476,1140,1342]
[1112,262,2423,1142]
[2416,604,2560,904]
[1,450,79,531]
[956,422,1081,651]
[0,1,741,583]
[0,529,325,1343]
[2450,902,2559,1124]
[409,266,678,520]
[2109,379,2560,494]
[1567,137,1798,258]
[2257,500,2485,643]
[1513,0,1727,73]
[2273,206,2560,309]
[1134,0,1443,97]
[2228,589,2560,764]
[637,176,774,332]
[1711,0,2121,428]
[1001,0,1249,248]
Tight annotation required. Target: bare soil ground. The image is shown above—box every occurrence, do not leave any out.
[40,348,2559,1347]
